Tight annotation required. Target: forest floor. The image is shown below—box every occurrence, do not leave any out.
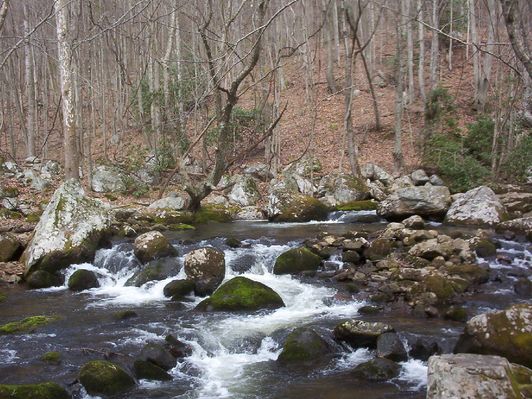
[1,37,484,216]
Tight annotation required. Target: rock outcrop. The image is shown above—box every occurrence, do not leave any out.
[377,186,451,220]
[22,180,111,285]
[445,186,507,226]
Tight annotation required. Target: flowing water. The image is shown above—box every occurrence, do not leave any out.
[0,211,530,399]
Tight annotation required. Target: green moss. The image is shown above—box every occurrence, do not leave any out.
[443,264,490,285]
[274,195,329,223]
[197,276,284,311]
[423,275,456,303]
[0,208,22,219]
[40,351,61,365]
[0,382,70,399]
[133,360,172,381]
[364,239,394,262]
[193,205,236,224]
[472,239,497,258]
[26,270,63,289]
[113,309,138,320]
[0,292,6,302]
[277,327,330,364]
[0,315,58,335]
[273,247,322,275]
[163,279,195,298]
[25,212,42,223]
[167,223,194,231]
[337,200,378,211]
[346,176,369,192]
[54,194,66,227]
[2,186,19,197]
[104,193,118,201]
[79,360,135,397]
[67,269,100,291]
[445,306,468,322]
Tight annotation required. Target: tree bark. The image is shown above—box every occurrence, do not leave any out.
[55,0,79,180]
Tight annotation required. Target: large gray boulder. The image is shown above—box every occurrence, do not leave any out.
[454,304,532,368]
[427,354,531,399]
[317,173,370,207]
[226,175,260,207]
[445,186,507,226]
[377,186,451,220]
[497,216,532,239]
[91,165,127,193]
[184,247,225,296]
[22,180,111,279]
[148,194,188,211]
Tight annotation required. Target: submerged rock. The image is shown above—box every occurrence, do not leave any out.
[25,270,63,289]
[427,354,530,399]
[377,186,451,220]
[79,360,135,397]
[0,382,70,399]
[133,359,172,381]
[273,247,322,275]
[454,304,532,368]
[133,231,177,264]
[0,315,57,335]
[196,276,285,312]
[126,257,180,287]
[351,358,400,381]
[67,269,100,291]
[22,180,111,283]
[334,320,394,349]
[445,186,507,226]
[277,327,331,366]
[184,247,225,296]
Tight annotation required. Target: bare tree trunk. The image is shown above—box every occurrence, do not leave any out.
[406,0,415,103]
[55,0,79,180]
[24,7,35,158]
[418,0,426,101]
[324,0,337,93]
[447,0,453,70]
[430,0,439,90]
[394,0,405,174]
[499,0,531,80]
[474,0,495,111]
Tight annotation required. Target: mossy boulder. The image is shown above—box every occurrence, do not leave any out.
[269,193,329,223]
[163,279,195,299]
[471,239,497,258]
[273,247,322,275]
[364,238,394,262]
[277,327,331,366]
[184,247,225,296]
[133,359,172,381]
[352,358,401,381]
[317,174,371,207]
[445,306,468,322]
[133,231,177,263]
[421,275,459,304]
[454,304,532,368]
[21,180,111,276]
[442,263,490,285]
[334,320,394,349]
[79,360,135,397]
[67,269,100,291]
[0,315,58,335]
[26,270,64,289]
[0,382,70,399]
[40,351,61,365]
[193,204,235,223]
[196,277,285,312]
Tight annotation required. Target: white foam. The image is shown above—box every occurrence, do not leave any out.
[396,359,428,390]
[0,349,18,363]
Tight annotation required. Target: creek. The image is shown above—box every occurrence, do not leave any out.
[0,211,530,399]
